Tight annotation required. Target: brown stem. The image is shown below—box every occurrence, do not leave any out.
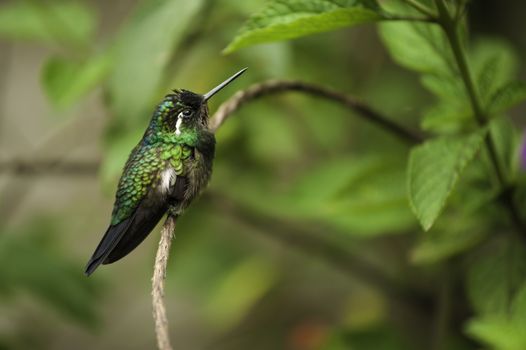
[209,80,424,144]
[152,215,176,350]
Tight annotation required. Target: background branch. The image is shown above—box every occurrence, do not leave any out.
[0,159,99,176]
[206,191,431,310]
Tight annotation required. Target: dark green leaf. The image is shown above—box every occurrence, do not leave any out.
[224,0,382,53]
[408,131,486,230]
[466,239,526,316]
[488,118,521,182]
[466,253,526,349]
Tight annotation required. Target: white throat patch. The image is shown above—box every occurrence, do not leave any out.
[175,113,183,136]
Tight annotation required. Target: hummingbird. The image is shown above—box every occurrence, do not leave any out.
[85,68,247,276]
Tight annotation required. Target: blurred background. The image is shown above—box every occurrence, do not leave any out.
[0,0,525,349]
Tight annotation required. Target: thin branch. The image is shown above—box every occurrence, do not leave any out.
[152,215,176,350]
[209,80,424,144]
[0,159,99,176]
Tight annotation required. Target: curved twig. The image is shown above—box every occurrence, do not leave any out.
[210,79,423,144]
[151,79,423,349]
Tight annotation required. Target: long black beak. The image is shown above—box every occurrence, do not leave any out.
[203,68,247,101]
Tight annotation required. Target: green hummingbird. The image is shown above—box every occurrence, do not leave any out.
[85,68,247,276]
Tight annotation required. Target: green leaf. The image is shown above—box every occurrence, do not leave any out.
[466,241,526,349]
[107,0,204,126]
[466,239,526,316]
[489,118,521,182]
[420,101,473,134]
[410,218,487,265]
[488,81,526,115]
[379,9,453,75]
[224,0,382,53]
[408,131,486,230]
[41,53,112,108]
[471,39,519,106]
[466,316,526,350]
[0,1,96,48]
[419,73,473,134]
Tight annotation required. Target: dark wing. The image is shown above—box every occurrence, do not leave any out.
[84,191,167,275]
[85,143,164,275]
[105,174,189,265]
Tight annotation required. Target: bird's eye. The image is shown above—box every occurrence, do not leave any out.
[182,109,192,117]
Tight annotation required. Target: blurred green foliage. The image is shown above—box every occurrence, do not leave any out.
[1,0,526,349]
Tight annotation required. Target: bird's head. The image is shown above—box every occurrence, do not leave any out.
[150,68,246,138]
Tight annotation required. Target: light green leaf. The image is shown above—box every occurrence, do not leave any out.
[420,74,466,102]
[488,81,526,115]
[420,101,473,134]
[41,53,112,108]
[107,0,204,126]
[466,317,526,350]
[419,74,473,134]
[408,131,486,230]
[224,0,382,53]
[379,11,453,75]
[0,1,96,48]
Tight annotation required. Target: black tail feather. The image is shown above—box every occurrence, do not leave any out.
[85,202,168,276]
[104,208,168,264]
[85,217,134,276]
